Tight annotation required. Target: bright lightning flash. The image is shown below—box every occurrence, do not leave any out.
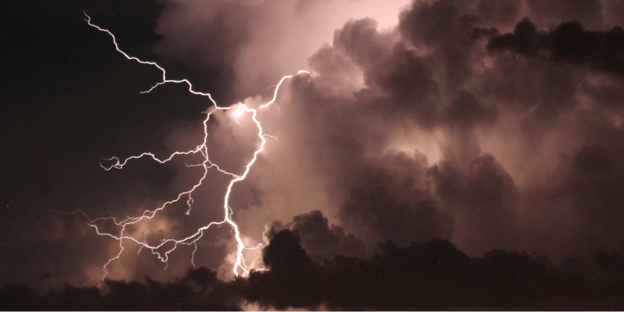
[74,12,311,283]
[233,104,247,120]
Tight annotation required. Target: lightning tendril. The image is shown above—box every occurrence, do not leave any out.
[72,11,311,284]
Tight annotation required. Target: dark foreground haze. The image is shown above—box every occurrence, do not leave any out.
[2,0,624,310]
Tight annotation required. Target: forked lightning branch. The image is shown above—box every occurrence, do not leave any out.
[73,12,310,283]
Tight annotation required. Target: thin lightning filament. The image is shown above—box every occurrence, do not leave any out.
[75,11,310,283]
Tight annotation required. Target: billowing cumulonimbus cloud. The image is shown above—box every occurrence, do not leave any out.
[265,210,367,262]
[248,0,624,259]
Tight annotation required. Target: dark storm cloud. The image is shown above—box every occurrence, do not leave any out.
[246,230,324,309]
[526,0,604,29]
[246,230,624,310]
[338,152,453,246]
[332,18,391,69]
[563,143,624,252]
[603,0,624,28]
[442,90,498,129]
[326,18,441,127]
[479,46,580,136]
[3,231,624,310]
[430,154,518,254]
[285,0,503,250]
[398,0,480,92]
[370,43,440,126]
[5,0,624,309]
[286,0,624,259]
[398,0,461,46]
[0,267,245,310]
[488,18,624,77]
[275,74,453,245]
[310,0,497,131]
[475,0,520,27]
[266,210,367,262]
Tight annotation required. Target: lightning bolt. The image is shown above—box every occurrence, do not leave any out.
[74,11,311,283]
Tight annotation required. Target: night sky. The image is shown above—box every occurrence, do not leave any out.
[2,0,624,310]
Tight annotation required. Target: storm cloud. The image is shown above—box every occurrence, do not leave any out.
[3,0,624,309]
[3,230,624,310]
